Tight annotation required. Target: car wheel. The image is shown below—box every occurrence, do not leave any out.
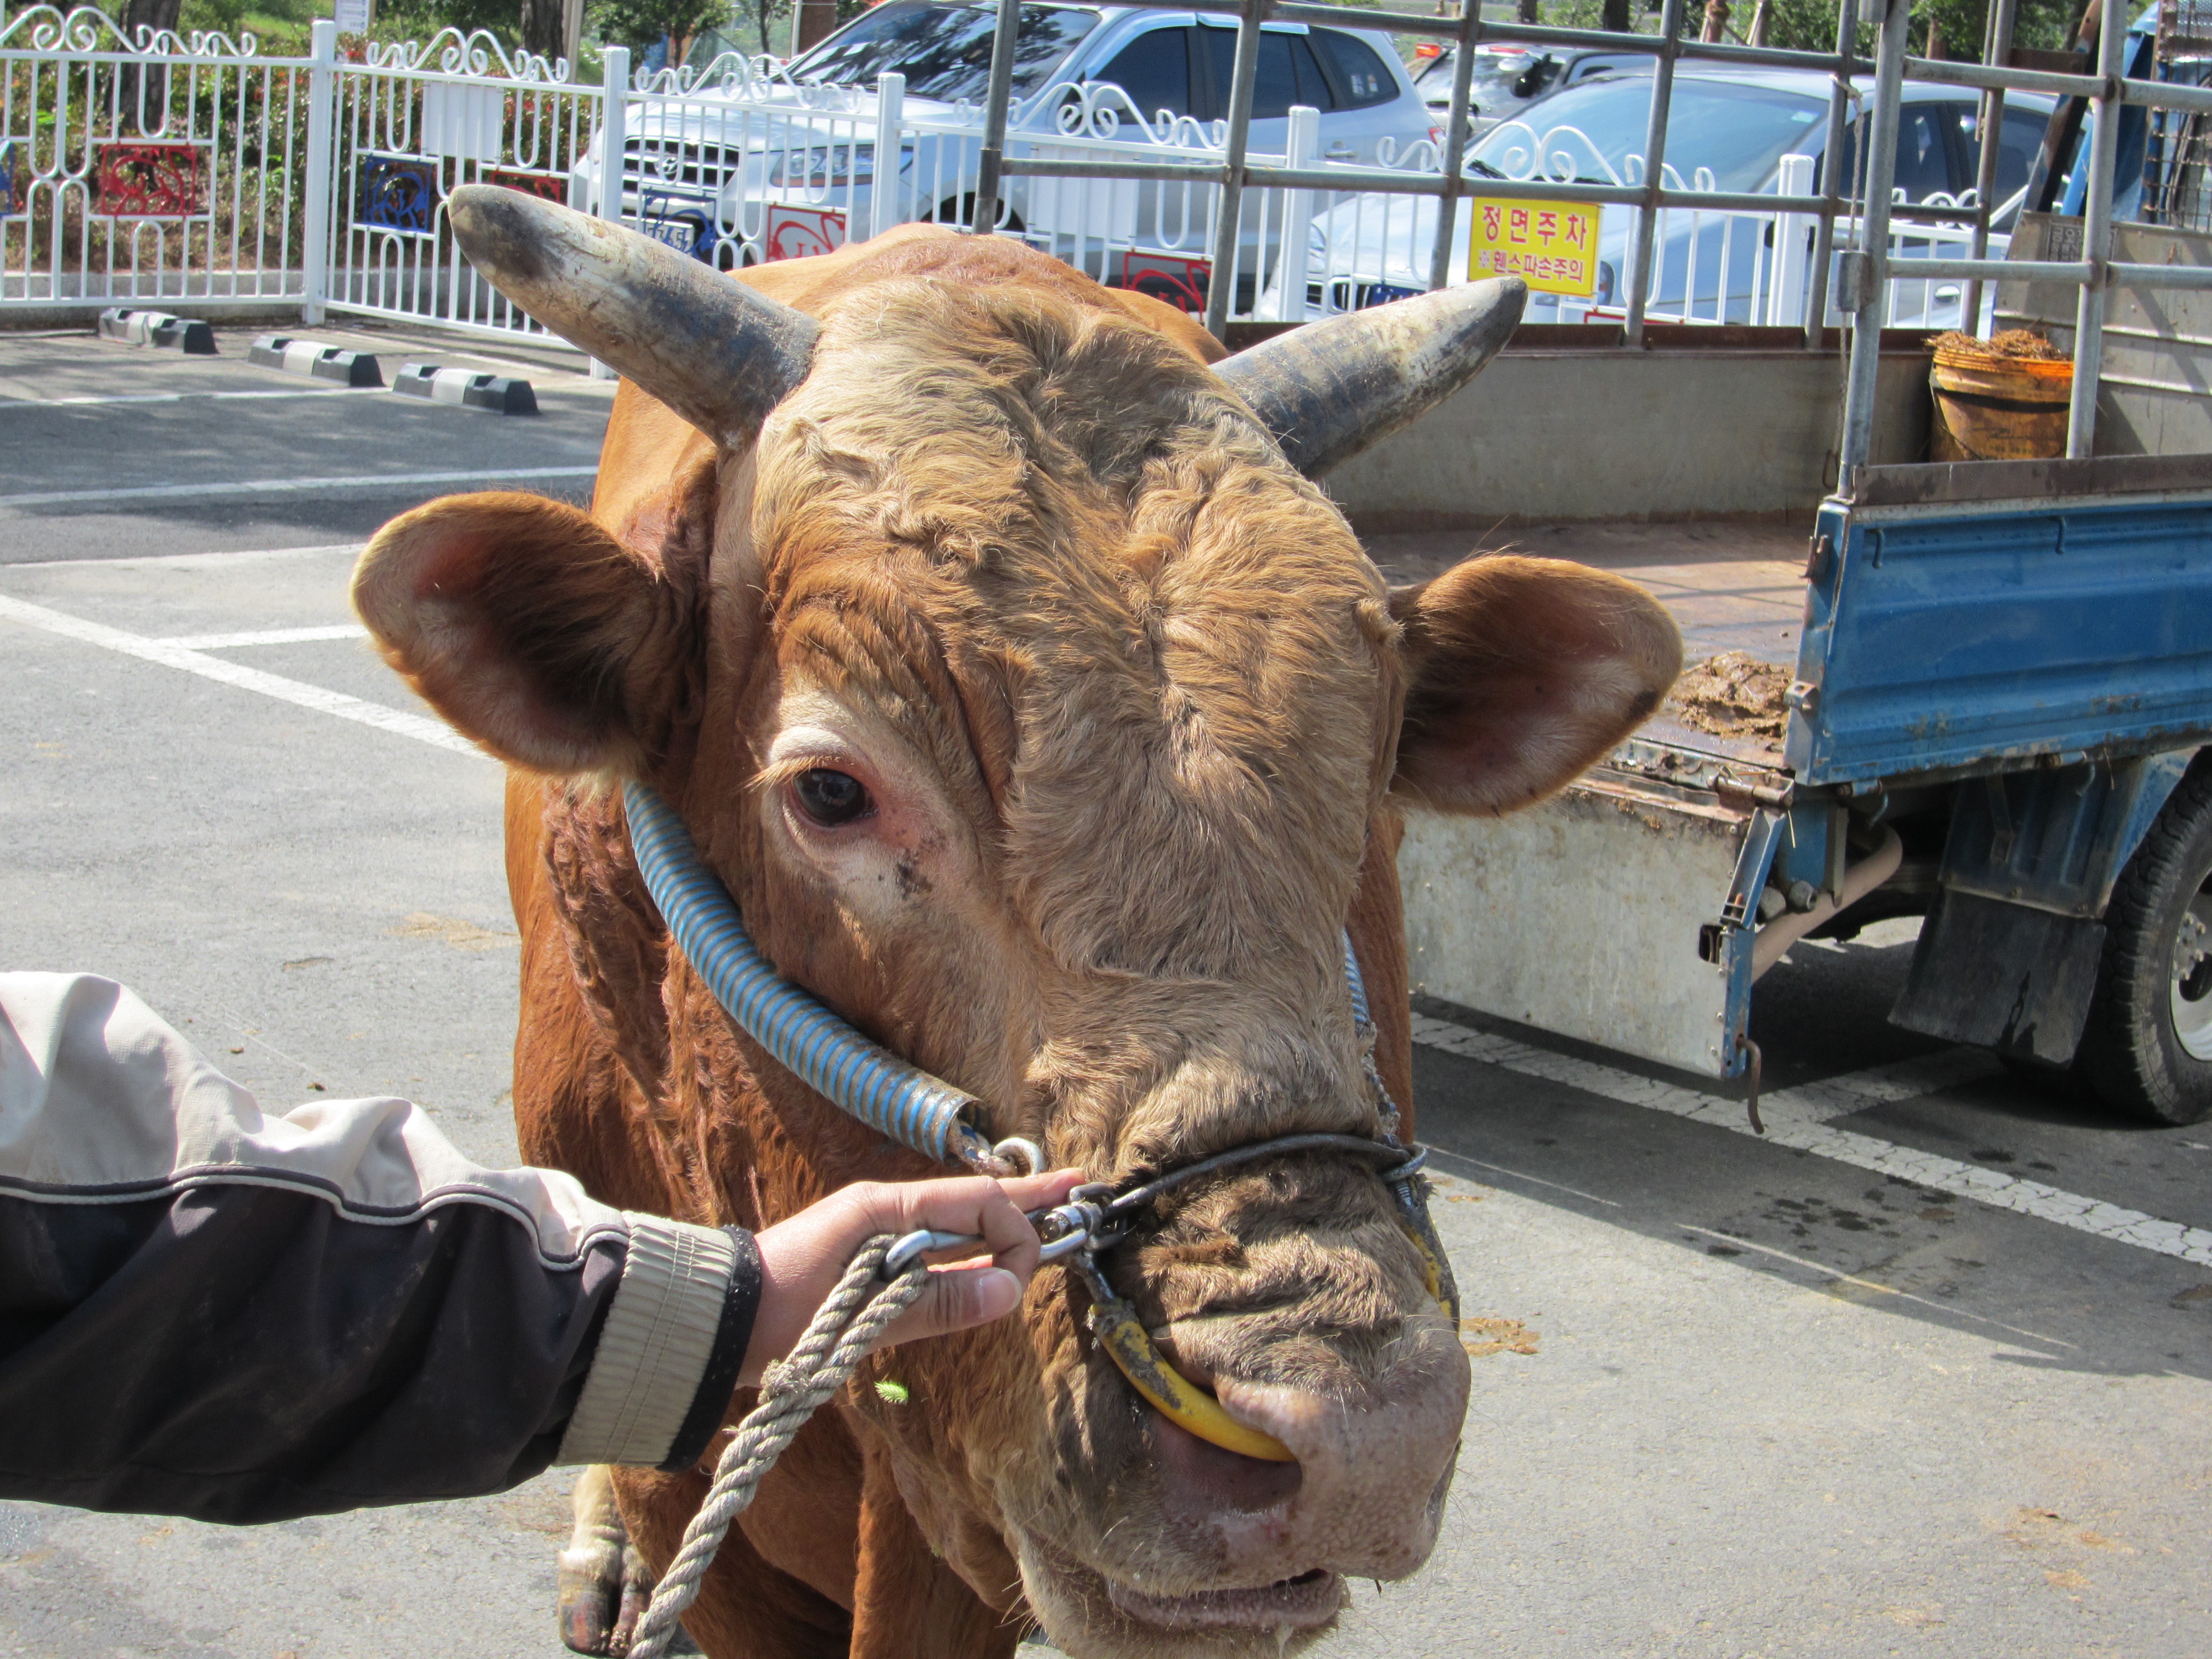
[2074,762,2212,1125]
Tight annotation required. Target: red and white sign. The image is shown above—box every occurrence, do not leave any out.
[764,205,847,263]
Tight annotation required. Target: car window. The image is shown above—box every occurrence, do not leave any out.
[1827,103,1960,201]
[1568,54,1650,82]
[1313,30,1396,108]
[1253,33,1299,117]
[1407,46,1453,93]
[791,1,1100,103]
[1199,27,1332,119]
[1470,76,1825,193]
[1896,104,1956,197]
[1092,27,1192,120]
[1465,49,1536,109]
[1949,103,2049,204]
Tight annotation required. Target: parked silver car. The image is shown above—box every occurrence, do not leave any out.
[573,1,1437,309]
[1405,40,1651,139]
[1274,66,2054,328]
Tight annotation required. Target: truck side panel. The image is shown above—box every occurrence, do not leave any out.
[1788,492,2212,785]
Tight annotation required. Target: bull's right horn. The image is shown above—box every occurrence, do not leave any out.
[445,184,817,451]
[1218,276,1526,477]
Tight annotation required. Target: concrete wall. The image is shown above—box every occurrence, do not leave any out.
[1326,346,1934,531]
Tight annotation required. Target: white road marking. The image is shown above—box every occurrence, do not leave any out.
[1412,1011,2212,1267]
[0,593,481,758]
[0,387,387,409]
[1672,1223,2080,1348]
[160,623,368,649]
[4,542,363,572]
[0,465,596,509]
[1428,1146,1623,1207]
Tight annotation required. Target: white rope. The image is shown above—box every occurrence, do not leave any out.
[625,1234,931,1659]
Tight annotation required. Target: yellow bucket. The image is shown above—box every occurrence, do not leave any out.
[1928,340,2075,462]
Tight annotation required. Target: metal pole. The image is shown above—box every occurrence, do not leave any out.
[1959,0,2016,335]
[1801,0,1857,346]
[1427,1,1482,294]
[1624,0,1686,345]
[1202,0,1268,340]
[2067,0,2128,458]
[969,0,1023,234]
[1835,0,1910,484]
[300,18,336,325]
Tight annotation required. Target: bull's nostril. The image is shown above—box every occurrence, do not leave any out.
[1148,1402,1303,1519]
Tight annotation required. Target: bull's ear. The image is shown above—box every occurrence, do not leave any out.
[352,491,699,775]
[1389,555,1682,813]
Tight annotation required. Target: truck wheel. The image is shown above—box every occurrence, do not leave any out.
[2075,765,2212,1125]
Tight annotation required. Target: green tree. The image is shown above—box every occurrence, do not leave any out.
[1751,0,2083,54]
[591,0,727,63]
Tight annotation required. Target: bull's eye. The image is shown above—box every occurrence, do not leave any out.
[792,767,873,827]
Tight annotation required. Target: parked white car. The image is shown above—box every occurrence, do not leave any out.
[1270,66,2054,330]
[571,1,1437,310]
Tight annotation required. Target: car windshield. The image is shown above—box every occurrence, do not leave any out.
[790,1,1100,102]
[1468,76,1824,192]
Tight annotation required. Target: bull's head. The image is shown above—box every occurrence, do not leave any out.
[356,189,1679,1657]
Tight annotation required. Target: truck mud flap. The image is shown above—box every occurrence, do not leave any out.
[1889,888,2105,1065]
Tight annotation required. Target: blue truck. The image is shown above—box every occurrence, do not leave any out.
[1347,0,2212,1125]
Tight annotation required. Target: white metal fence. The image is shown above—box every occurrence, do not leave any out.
[0,4,310,306]
[0,2,2046,342]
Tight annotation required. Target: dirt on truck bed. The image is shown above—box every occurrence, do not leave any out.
[1360,517,1810,768]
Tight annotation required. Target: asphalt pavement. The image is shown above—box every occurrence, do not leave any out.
[2,320,2208,1658]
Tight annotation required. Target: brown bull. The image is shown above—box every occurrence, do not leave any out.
[352,190,1680,1659]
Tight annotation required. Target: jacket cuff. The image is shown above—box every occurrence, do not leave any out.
[556,1217,746,1468]
[658,1227,763,1473]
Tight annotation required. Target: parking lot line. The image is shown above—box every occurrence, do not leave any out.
[0,388,388,409]
[161,624,368,649]
[0,465,596,509]
[12,542,364,572]
[1412,1011,2212,1268]
[0,593,478,757]
[1671,1223,2080,1349]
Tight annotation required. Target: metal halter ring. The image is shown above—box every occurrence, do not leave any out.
[881,1133,1428,1280]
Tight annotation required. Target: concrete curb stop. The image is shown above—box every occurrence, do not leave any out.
[248,335,383,387]
[392,364,538,415]
[97,308,216,354]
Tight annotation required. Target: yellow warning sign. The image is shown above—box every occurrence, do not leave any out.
[1468,199,1600,296]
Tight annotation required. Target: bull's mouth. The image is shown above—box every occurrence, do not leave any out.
[1103,1568,1345,1633]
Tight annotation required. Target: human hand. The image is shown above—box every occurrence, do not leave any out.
[741,1168,1086,1387]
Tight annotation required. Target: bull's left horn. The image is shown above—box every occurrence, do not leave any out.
[446,184,817,451]
[1217,277,1526,477]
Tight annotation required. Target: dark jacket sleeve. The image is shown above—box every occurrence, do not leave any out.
[0,973,759,1525]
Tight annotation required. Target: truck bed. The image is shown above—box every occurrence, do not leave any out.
[1363,518,1811,772]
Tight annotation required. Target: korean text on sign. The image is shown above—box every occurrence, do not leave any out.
[1468,200,1598,297]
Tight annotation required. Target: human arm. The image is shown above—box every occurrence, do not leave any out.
[0,973,1073,1524]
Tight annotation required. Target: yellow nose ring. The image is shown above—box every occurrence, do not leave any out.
[1079,1211,1455,1467]
[1086,1294,1298,1463]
